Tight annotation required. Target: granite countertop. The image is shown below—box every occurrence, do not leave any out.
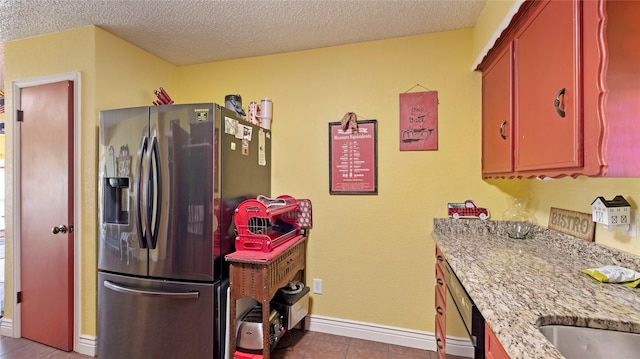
[432,218,640,359]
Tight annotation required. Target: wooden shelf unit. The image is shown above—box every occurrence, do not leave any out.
[227,236,307,359]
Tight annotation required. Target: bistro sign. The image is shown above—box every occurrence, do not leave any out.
[548,207,595,242]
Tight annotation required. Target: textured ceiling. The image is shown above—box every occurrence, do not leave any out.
[0,0,486,66]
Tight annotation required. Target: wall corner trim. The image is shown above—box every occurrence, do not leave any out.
[471,0,526,71]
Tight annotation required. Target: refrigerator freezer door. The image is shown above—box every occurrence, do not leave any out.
[99,106,150,276]
[218,108,271,279]
[147,103,218,281]
[98,272,217,359]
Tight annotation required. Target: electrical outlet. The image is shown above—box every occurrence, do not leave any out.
[313,278,322,294]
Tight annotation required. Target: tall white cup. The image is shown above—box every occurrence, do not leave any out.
[260,98,272,129]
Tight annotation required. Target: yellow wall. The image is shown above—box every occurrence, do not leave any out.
[178,30,523,332]
[528,178,640,253]
[6,25,518,338]
[3,1,640,344]
[4,25,178,336]
[472,0,519,66]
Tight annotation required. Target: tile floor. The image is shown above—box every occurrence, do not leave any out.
[0,329,471,358]
[0,335,88,358]
[268,329,470,359]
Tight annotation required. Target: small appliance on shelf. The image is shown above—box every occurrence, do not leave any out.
[234,195,312,252]
[236,305,285,353]
[271,281,310,330]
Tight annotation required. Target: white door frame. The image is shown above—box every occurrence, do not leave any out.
[8,71,83,352]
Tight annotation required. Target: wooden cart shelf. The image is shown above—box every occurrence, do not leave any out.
[226,236,307,359]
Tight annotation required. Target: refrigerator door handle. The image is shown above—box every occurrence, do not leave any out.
[103,280,200,299]
[136,136,149,249]
[148,136,162,249]
[141,136,155,249]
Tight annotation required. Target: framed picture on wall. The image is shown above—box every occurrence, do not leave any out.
[399,91,438,151]
[329,120,378,195]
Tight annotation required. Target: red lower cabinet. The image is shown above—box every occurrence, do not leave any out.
[485,322,510,359]
[435,318,446,359]
[435,246,447,359]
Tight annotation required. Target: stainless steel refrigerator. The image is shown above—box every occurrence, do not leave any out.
[97,103,271,359]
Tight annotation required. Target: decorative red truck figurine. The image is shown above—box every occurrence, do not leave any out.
[448,200,490,220]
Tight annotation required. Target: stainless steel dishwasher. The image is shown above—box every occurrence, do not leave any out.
[445,260,485,359]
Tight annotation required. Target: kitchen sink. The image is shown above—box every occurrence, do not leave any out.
[539,325,640,359]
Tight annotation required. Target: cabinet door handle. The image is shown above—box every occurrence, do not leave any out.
[554,88,566,118]
[499,120,507,140]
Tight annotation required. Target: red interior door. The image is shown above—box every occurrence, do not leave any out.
[20,80,74,351]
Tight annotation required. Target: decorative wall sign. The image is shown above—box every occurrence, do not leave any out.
[399,90,438,151]
[591,196,631,226]
[548,207,595,242]
[329,120,377,194]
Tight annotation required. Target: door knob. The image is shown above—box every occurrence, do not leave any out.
[52,225,68,234]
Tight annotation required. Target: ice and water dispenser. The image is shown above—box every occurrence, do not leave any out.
[104,177,130,224]
[103,142,133,225]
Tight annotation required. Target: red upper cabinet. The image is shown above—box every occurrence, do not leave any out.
[602,0,640,176]
[478,0,640,178]
[514,0,581,171]
[482,44,513,174]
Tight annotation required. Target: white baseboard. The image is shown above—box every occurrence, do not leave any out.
[0,318,13,337]
[445,335,476,358]
[77,334,97,357]
[307,314,474,358]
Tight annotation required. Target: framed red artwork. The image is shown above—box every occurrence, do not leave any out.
[399,91,438,151]
[329,120,378,195]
